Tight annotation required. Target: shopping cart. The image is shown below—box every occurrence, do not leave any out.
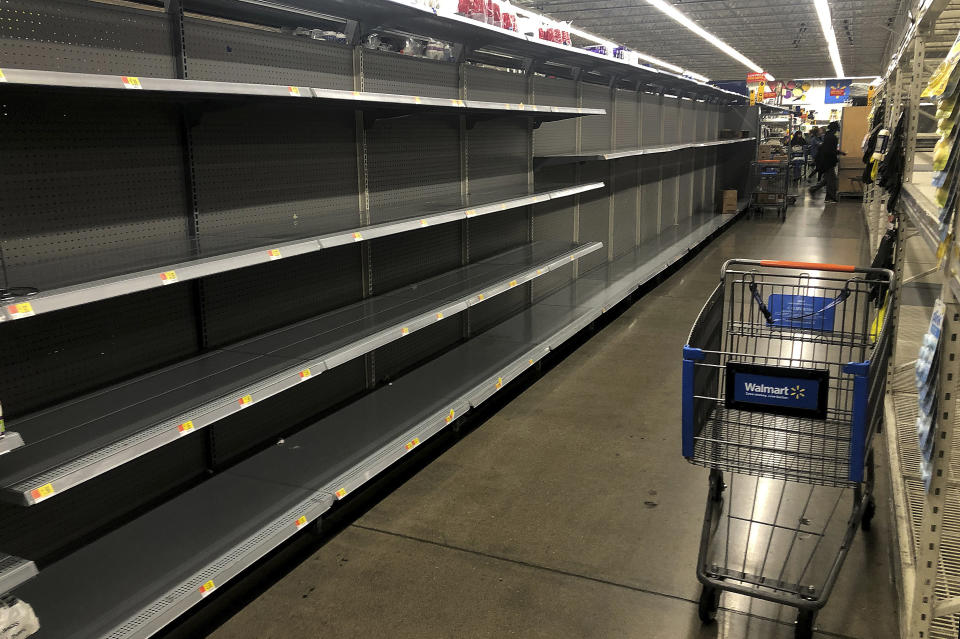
[681,259,894,639]
[751,160,790,220]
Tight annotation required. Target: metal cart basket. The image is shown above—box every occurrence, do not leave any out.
[751,160,790,220]
[681,259,894,638]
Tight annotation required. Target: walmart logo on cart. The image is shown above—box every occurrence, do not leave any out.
[742,382,806,399]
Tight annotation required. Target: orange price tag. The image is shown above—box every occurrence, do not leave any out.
[6,302,34,319]
[401,327,409,336]
[295,515,308,528]
[198,580,216,596]
[298,368,312,380]
[159,270,178,284]
[444,409,455,424]
[267,248,282,260]
[238,395,253,407]
[405,437,420,451]
[177,420,195,436]
[121,76,142,89]
[419,219,429,227]
[352,232,363,241]
[30,483,55,502]
[335,488,347,499]
[435,312,444,320]
[288,86,301,96]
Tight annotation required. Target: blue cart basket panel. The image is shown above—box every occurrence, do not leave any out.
[725,362,830,419]
[767,293,837,332]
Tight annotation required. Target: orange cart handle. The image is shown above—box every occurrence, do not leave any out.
[759,260,855,272]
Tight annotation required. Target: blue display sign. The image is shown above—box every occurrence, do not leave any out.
[767,294,836,331]
[725,362,829,419]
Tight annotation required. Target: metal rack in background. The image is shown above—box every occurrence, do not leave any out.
[0,1,755,637]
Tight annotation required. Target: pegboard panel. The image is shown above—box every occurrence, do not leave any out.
[362,49,458,99]
[660,154,680,230]
[707,104,720,139]
[183,16,354,89]
[201,244,364,348]
[464,65,528,103]
[468,119,528,200]
[0,286,199,418]
[677,150,694,222]
[468,209,528,262]
[693,150,707,213]
[372,317,463,384]
[612,158,638,257]
[580,82,612,153]
[366,115,460,222]
[191,102,360,243]
[662,96,680,145]
[369,224,462,295]
[0,434,206,564]
[0,89,190,281]
[577,163,609,271]
[0,0,175,76]
[532,165,575,243]
[696,102,709,142]
[706,148,718,211]
[640,92,662,146]
[639,157,661,242]
[468,282,528,336]
[614,89,639,150]
[209,357,367,466]
[532,263,573,302]
[680,99,697,143]
[533,75,577,156]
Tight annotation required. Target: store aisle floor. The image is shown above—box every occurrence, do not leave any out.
[210,196,899,639]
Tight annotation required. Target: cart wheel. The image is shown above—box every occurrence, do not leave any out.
[697,585,721,623]
[861,498,877,532]
[709,471,725,502]
[795,609,816,639]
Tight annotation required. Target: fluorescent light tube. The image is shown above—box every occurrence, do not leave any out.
[645,0,764,72]
[813,0,845,77]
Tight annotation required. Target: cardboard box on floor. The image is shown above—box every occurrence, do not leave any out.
[721,190,738,213]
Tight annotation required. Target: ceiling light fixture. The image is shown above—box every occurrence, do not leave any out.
[813,0,845,77]
[645,0,764,72]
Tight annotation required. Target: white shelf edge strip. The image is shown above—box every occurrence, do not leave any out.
[0,432,24,456]
[95,207,741,639]
[0,555,38,595]
[536,138,756,163]
[0,182,605,321]
[9,242,604,505]
[0,68,605,116]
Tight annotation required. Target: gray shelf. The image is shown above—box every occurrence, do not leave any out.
[0,241,601,506]
[0,554,37,596]
[11,206,741,639]
[182,0,744,103]
[0,183,605,321]
[898,181,960,302]
[535,138,757,167]
[0,68,603,121]
[0,432,24,456]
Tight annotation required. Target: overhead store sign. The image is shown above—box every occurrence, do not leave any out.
[747,72,767,83]
[825,79,852,104]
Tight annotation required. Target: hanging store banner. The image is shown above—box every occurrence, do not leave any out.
[825,79,852,104]
[746,71,766,83]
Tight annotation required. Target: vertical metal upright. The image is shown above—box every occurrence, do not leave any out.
[904,36,925,184]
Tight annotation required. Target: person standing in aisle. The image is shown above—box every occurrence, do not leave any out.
[807,127,823,182]
[809,121,843,202]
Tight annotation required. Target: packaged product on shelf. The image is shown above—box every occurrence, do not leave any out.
[0,595,38,639]
[923,31,960,99]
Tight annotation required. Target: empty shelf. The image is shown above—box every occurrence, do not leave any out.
[0,183,604,321]
[0,241,602,505]
[0,68,603,122]
[11,207,743,639]
[0,432,24,456]
[535,138,757,167]
[0,554,37,596]
[899,181,960,301]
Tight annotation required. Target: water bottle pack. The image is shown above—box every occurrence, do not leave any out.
[916,299,946,489]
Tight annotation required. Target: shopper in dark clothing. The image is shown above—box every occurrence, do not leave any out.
[809,121,843,202]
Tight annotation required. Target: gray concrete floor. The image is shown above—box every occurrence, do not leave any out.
[210,193,899,639]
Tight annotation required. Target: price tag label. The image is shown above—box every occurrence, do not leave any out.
[0,69,6,82]
[495,376,503,389]
[267,248,282,260]
[536,268,544,275]
[299,368,312,380]
[288,86,301,96]
[509,280,518,287]
[159,270,178,285]
[500,203,507,210]
[6,302,34,319]
[444,409,455,424]
[414,96,422,104]
[450,99,464,107]
[352,232,363,242]
[465,209,477,218]
[295,515,308,528]
[401,327,409,336]
[435,312,444,320]
[198,580,216,596]
[404,437,420,451]
[30,483,55,502]
[476,293,484,302]
[121,76,142,89]
[419,219,429,227]
[238,395,253,408]
[335,488,347,499]
[528,358,535,365]
[177,420,195,436]
[352,90,360,97]
[517,103,525,111]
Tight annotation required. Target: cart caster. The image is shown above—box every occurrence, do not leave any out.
[861,498,876,532]
[795,609,816,639]
[697,585,721,623]
[708,470,725,502]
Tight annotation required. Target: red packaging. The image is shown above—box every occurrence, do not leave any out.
[458,0,469,14]
[562,30,571,45]
[492,2,501,27]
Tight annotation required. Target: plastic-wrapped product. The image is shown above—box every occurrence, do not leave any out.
[0,596,39,639]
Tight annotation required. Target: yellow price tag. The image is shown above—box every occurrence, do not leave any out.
[199,580,216,596]
[121,76,142,89]
[30,483,55,502]
[6,302,34,319]
[495,376,503,389]
[401,327,409,336]
[352,232,363,241]
[288,86,300,96]
[238,395,253,407]
[405,437,420,451]
[509,280,518,287]
[298,368,312,380]
[445,409,455,424]
[160,270,178,284]
[295,515,308,528]
[335,488,347,499]
[0,69,6,82]
[465,209,477,217]
[177,421,195,436]
[414,96,422,104]
[436,312,444,320]
[267,249,282,260]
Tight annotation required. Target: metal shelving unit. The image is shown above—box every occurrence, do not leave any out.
[0,0,754,635]
[533,138,756,167]
[0,554,37,597]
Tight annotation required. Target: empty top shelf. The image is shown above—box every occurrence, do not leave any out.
[0,182,604,321]
[534,138,757,167]
[0,240,602,505]
[0,68,604,121]
[0,554,38,596]
[0,432,24,456]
